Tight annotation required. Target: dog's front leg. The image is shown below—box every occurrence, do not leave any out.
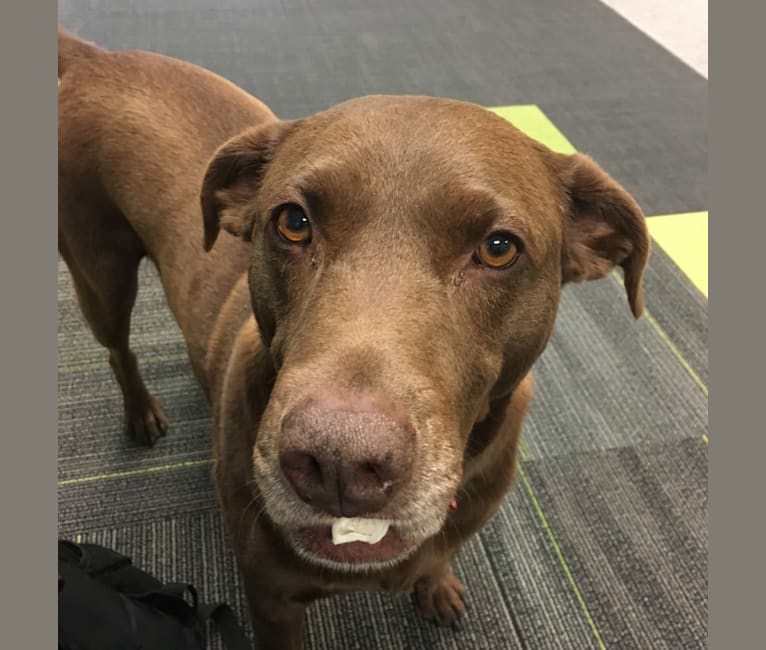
[217,483,310,649]
[414,561,468,627]
[241,578,307,650]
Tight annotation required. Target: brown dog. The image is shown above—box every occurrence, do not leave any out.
[58,28,649,649]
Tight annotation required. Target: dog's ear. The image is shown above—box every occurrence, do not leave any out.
[201,120,294,251]
[550,152,650,318]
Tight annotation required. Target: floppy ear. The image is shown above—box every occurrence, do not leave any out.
[200,120,294,251]
[551,152,650,318]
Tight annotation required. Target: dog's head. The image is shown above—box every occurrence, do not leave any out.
[201,96,649,572]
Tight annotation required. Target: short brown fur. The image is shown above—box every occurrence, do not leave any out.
[58,28,649,649]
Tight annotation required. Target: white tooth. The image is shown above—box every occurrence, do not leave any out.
[331,517,391,545]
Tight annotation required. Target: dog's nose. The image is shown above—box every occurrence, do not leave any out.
[279,395,415,518]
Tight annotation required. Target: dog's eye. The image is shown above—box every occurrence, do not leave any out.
[474,232,520,269]
[276,205,312,244]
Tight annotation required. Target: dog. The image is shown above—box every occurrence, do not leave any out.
[58,28,649,649]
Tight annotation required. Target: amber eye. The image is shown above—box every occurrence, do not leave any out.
[474,232,520,269]
[276,205,312,244]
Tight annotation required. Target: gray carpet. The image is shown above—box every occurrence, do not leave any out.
[58,1,708,648]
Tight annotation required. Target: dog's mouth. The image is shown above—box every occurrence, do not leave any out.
[283,498,459,570]
[293,518,410,567]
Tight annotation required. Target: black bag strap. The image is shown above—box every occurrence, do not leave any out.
[142,586,251,649]
[199,602,252,650]
[133,582,200,625]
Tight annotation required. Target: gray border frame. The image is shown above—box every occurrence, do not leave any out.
[0,1,57,647]
[709,1,759,648]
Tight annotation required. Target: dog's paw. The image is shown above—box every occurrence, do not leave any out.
[414,568,468,627]
[125,394,169,446]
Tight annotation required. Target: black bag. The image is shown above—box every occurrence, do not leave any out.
[58,539,252,650]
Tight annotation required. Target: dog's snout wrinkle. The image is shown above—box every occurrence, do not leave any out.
[279,394,415,518]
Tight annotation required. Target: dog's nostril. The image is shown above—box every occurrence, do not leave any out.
[353,461,387,492]
[363,461,379,477]
[280,450,323,499]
